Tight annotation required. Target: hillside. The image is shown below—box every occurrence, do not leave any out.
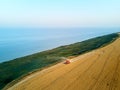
[0,33,119,90]
[7,35,120,90]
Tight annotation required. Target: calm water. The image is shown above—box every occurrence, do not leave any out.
[0,27,120,63]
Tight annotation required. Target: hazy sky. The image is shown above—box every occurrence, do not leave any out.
[0,0,120,28]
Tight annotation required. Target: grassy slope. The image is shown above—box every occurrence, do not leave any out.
[0,33,119,90]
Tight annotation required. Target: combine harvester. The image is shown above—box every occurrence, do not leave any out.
[64,59,71,64]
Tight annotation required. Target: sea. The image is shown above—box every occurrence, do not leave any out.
[0,27,120,63]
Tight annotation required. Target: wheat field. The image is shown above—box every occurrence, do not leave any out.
[7,38,120,90]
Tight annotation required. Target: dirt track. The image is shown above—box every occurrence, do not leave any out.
[7,38,120,90]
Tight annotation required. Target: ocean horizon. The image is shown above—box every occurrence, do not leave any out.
[0,27,120,63]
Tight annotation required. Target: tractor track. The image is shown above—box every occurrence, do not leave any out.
[109,54,120,90]
[92,44,120,90]
[93,47,119,90]
[88,46,115,90]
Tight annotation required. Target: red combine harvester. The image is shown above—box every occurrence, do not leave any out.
[64,59,71,64]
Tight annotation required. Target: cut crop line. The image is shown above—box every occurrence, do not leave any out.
[63,50,104,90]
[42,52,100,90]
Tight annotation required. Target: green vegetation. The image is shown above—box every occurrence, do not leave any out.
[0,33,119,90]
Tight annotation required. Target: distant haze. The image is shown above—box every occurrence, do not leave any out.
[0,0,120,27]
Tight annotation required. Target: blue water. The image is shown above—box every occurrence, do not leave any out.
[0,27,120,63]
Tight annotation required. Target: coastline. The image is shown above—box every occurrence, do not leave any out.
[3,34,119,90]
[0,33,119,90]
[5,37,120,90]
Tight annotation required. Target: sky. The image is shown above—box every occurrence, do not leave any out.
[0,0,120,28]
